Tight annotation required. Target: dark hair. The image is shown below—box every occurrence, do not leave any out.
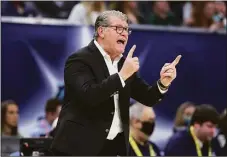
[190,104,220,126]
[191,2,214,28]
[1,100,18,136]
[45,98,61,113]
[219,108,227,136]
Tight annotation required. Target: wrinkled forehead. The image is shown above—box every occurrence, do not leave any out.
[108,16,129,27]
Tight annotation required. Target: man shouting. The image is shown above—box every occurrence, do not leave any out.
[50,10,181,156]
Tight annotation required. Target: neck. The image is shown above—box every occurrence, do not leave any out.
[3,124,12,135]
[130,127,147,146]
[96,39,118,61]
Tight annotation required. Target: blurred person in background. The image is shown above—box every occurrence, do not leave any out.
[68,1,106,25]
[182,1,193,26]
[47,115,60,138]
[110,1,146,24]
[1,1,38,17]
[165,104,222,156]
[185,2,222,31]
[33,1,76,18]
[213,1,226,29]
[47,86,65,137]
[148,1,180,26]
[31,98,62,137]
[168,1,185,25]
[173,101,196,133]
[1,100,20,137]
[217,108,227,156]
[137,1,153,23]
[129,102,161,156]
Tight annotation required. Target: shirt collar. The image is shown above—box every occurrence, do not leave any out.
[190,128,203,148]
[94,40,123,62]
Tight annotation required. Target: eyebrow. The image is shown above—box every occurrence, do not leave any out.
[112,25,129,28]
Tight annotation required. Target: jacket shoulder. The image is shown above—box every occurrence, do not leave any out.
[67,46,92,61]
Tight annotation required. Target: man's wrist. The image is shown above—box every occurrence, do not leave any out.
[119,71,127,81]
[158,79,170,90]
[118,73,126,87]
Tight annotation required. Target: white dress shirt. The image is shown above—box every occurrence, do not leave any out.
[94,40,167,140]
[94,40,124,140]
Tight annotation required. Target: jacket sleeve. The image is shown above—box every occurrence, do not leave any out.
[130,73,165,107]
[164,136,187,156]
[64,54,123,107]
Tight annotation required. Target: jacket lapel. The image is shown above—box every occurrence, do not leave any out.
[87,40,110,79]
[118,57,125,71]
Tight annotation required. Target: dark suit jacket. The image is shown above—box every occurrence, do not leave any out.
[164,129,222,156]
[129,140,161,156]
[50,40,165,155]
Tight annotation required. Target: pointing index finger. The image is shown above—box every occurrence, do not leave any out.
[127,45,136,58]
[172,55,182,66]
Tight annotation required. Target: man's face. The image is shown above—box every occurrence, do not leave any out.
[215,2,226,14]
[101,16,130,57]
[155,1,170,14]
[49,105,61,123]
[53,105,61,119]
[195,121,217,141]
[204,2,216,19]
[184,106,195,117]
[131,107,156,140]
[183,106,195,123]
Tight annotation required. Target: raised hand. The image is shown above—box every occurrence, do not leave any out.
[160,55,182,87]
[119,45,139,81]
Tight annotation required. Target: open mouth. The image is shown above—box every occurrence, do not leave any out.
[117,39,125,45]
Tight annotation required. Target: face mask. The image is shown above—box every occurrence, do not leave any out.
[141,121,155,136]
[183,115,192,126]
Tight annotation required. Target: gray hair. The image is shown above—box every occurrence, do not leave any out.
[93,10,129,39]
[130,102,145,120]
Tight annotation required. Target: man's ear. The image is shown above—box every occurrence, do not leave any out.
[193,122,201,130]
[97,26,105,39]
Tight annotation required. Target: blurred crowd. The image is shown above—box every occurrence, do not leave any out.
[1,97,227,156]
[1,1,226,31]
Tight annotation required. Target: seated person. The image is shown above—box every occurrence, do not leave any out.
[30,98,61,137]
[148,1,180,26]
[217,108,227,156]
[129,102,161,156]
[164,104,222,156]
[1,100,20,137]
[173,101,196,133]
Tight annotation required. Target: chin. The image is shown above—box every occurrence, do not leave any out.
[117,48,125,54]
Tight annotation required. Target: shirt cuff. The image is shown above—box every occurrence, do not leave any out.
[118,73,125,87]
[157,82,168,94]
